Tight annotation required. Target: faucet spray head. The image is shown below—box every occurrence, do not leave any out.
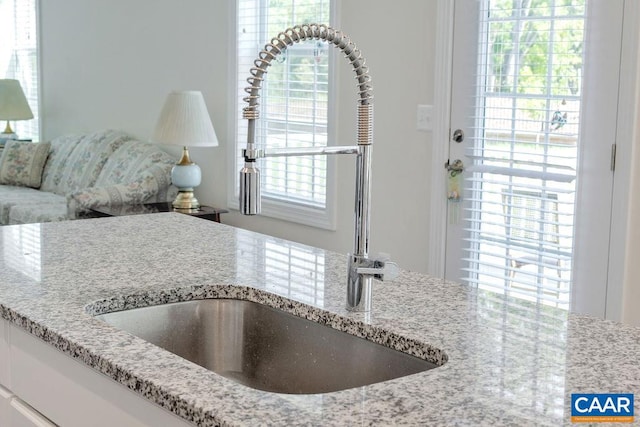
[240,160,261,215]
[240,112,262,215]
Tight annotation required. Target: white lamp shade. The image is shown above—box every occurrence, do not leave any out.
[152,91,218,147]
[0,79,34,120]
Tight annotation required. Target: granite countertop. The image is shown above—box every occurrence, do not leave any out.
[0,213,638,426]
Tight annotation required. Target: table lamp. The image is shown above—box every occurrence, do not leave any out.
[0,79,34,141]
[152,91,219,211]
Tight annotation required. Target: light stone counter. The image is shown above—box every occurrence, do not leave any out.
[0,213,638,426]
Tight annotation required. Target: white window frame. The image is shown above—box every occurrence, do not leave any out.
[0,0,41,141]
[227,0,338,230]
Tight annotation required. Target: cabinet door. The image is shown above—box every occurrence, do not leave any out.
[10,398,57,427]
[0,318,9,388]
[10,325,192,427]
[1,385,13,427]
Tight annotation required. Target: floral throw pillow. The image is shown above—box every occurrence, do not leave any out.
[0,141,52,189]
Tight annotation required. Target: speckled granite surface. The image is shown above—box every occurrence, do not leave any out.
[0,213,638,426]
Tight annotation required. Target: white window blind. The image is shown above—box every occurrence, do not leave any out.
[0,0,40,140]
[462,0,586,309]
[232,0,335,229]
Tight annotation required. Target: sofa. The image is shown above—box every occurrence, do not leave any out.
[0,129,176,225]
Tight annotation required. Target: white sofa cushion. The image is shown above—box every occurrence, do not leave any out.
[67,163,172,212]
[39,134,83,194]
[0,141,51,188]
[94,139,174,186]
[0,185,66,225]
[40,130,131,195]
[8,202,69,225]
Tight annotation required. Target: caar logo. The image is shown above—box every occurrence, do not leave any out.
[571,393,634,423]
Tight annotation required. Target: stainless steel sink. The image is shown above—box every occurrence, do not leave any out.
[96,299,438,394]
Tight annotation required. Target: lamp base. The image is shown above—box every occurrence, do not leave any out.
[0,125,17,142]
[170,148,203,212]
[0,133,17,144]
[3,121,15,135]
[172,190,201,211]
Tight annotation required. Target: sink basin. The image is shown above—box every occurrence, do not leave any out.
[96,299,438,394]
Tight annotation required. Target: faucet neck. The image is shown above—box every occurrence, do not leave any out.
[354,144,372,258]
[240,23,379,312]
[242,24,373,124]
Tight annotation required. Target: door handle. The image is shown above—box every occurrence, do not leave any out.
[445,159,464,174]
[452,129,464,143]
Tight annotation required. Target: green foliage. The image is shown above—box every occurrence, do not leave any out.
[486,0,585,122]
[487,0,585,97]
[261,0,331,104]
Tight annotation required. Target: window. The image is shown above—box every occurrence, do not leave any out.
[0,0,40,140]
[462,0,585,309]
[230,0,335,229]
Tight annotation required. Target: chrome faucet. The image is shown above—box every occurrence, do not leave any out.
[239,24,398,312]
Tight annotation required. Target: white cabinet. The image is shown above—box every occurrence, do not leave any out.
[1,317,9,388]
[9,398,56,427]
[1,384,13,427]
[3,317,56,427]
[1,317,193,426]
[1,317,12,427]
[9,324,193,427]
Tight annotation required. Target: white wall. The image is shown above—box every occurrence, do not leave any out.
[39,0,437,273]
[228,1,437,271]
[39,0,230,206]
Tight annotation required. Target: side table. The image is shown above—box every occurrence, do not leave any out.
[91,203,228,223]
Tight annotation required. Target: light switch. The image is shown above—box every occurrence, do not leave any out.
[416,104,433,131]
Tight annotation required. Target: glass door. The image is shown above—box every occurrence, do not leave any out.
[444,0,623,316]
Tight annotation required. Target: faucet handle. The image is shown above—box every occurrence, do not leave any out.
[356,254,400,281]
[376,259,400,281]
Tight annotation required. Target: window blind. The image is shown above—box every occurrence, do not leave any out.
[0,0,40,140]
[234,0,333,227]
[460,0,586,309]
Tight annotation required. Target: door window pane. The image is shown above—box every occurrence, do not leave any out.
[463,0,585,309]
